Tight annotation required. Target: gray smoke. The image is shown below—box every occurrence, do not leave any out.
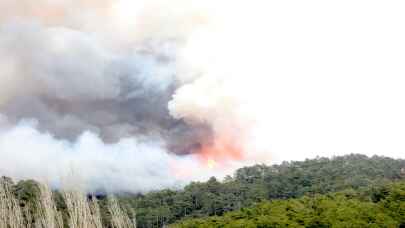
[0,21,212,154]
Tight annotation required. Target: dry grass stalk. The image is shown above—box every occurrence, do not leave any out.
[0,179,24,228]
[34,184,64,228]
[107,196,135,228]
[62,190,104,228]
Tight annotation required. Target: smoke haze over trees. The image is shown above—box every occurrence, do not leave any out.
[1,1,405,227]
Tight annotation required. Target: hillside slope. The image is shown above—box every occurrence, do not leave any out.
[121,154,405,227]
[172,181,405,227]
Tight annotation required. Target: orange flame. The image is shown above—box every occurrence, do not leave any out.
[197,137,245,169]
[169,136,245,179]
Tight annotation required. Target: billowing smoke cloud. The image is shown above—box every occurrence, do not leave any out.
[0,0,262,192]
[0,0,215,151]
[0,117,176,192]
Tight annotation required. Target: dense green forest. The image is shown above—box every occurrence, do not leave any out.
[172,181,405,227]
[119,154,405,227]
[1,154,405,227]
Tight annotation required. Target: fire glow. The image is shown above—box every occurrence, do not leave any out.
[169,138,245,180]
[197,141,244,168]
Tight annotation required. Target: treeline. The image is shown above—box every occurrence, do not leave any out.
[172,181,405,227]
[120,154,405,227]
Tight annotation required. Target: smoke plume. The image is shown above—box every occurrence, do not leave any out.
[0,0,268,192]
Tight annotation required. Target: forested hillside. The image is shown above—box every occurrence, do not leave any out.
[172,181,405,227]
[120,154,405,227]
[1,154,404,227]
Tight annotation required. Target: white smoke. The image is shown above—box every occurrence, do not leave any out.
[0,117,219,193]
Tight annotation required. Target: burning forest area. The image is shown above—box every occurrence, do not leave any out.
[1,0,405,227]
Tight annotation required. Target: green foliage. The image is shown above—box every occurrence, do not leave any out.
[172,181,405,228]
[122,154,405,227]
[378,182,405,225]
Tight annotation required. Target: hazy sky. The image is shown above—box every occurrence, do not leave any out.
[255,1,405,162]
